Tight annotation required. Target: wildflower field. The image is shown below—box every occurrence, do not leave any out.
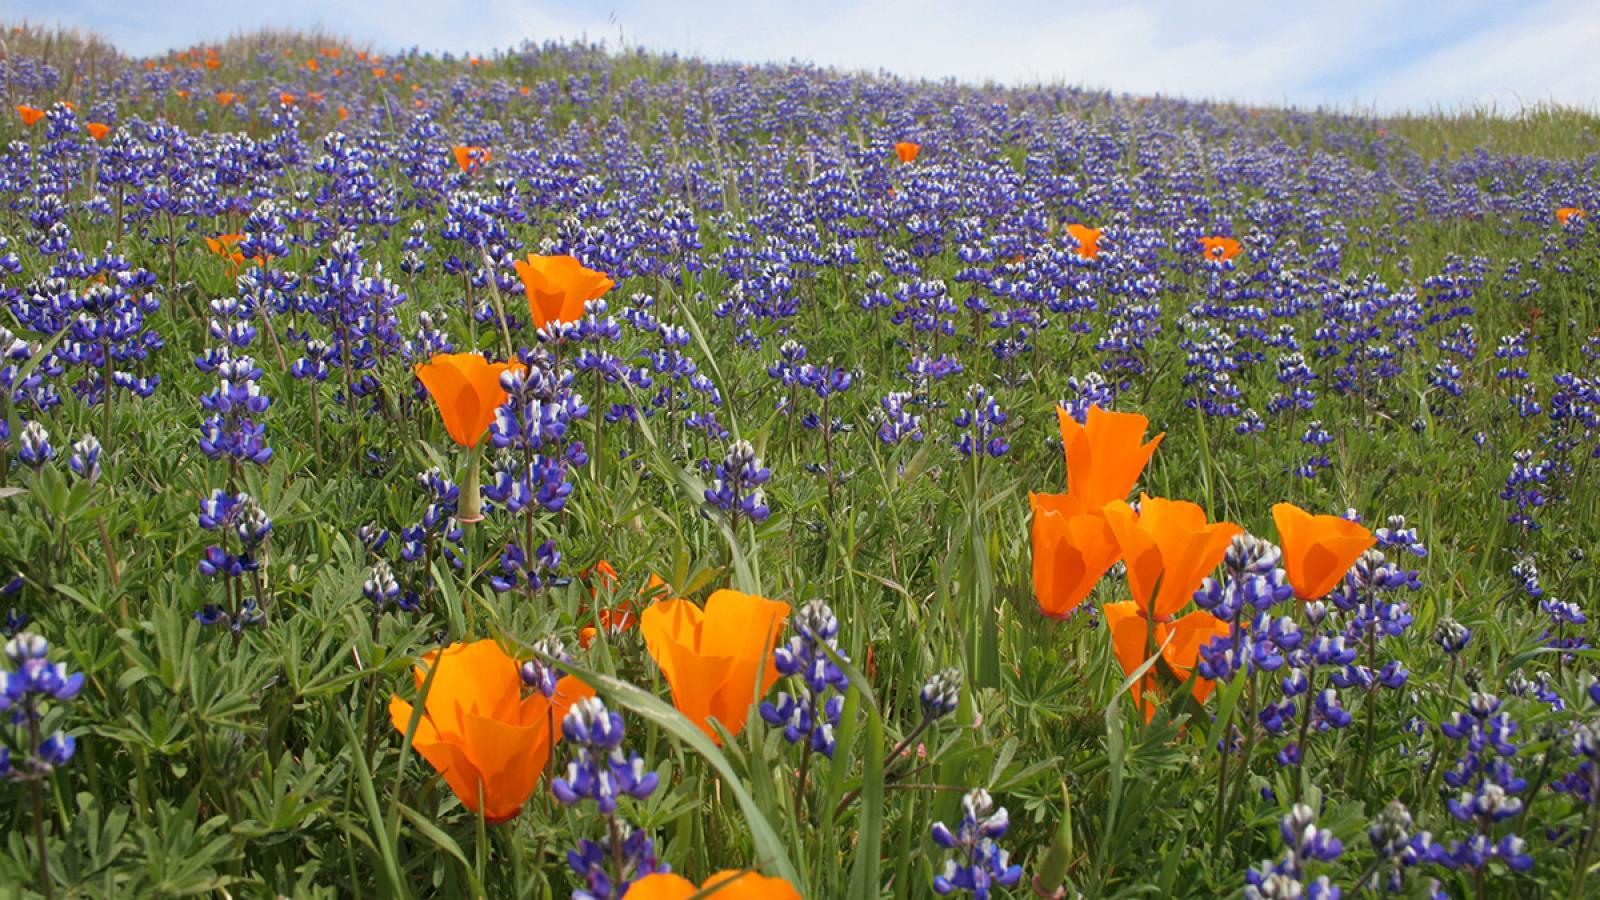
[1,23,1598,899]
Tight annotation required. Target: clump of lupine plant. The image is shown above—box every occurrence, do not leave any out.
[930,788,1023,898]
[553,696,665,899]
[1,633,83,898]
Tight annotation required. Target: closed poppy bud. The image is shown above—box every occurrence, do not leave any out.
[85,122,111,141]
[1272,502,1376,600]
[1065,223,1101,259]
[1030,495,1120,618]
[639,590,790,742]
[16,105,44,127]
[624,870,802,900]
[1056,405,1164,515]
[895,141,921,163]
[414,352,524,448]
[513,254,615,333]
[388,639,594,822]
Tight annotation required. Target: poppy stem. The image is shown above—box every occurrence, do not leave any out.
[459,445,483,524]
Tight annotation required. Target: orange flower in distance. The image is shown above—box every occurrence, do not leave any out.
[639,590,791,742]
[1271,503,1376,600]
[1199,235,1243,263]
[895,141,921,163]
[215,91,238,105]
[372,67,387,79]
[1030,496,1121,619]
[1101,494,1242,622]
[514,254,615,333]
[205,56,221,70]
[1065,223,1102,259]
[175,90,191,100]
[204,233,254,270]
[451,145,491,173]
[579,570,671,649]
[1102,601,1230,720]
[1556,207,1585,225]
[16,105,44,126]
[85,122,111,141]
[338,106,349,121]
[625,870,802,900]
[305,58,319,72]
[279,93,297,105]
[388,639,593,823]
[1055,404,1165,516]
[414,352,523,448]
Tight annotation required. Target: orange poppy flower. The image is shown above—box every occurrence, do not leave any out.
[1097,494,1240,719]
[414,352,524,448]
[279,93,297,105]
[305,58,319,72]
[1030,497,1121,618]
[320,46,342,59]
[338,106,349,121]
[1065,223,1102,259]
[1054,404,1165,516]
[85,122,111,141]
[895,141,920,163]
[625,870,802,900]
[16,105,45,126]
[205,57,221,70]
[307,92,324,104]
[513,254,615,333]
[1271,503,1375,601]
[451,145,490,173]
[215,91,238,105]
[519,85,532,95]
[1101,494,1242,622]
[1199,236,1243,263]
[372,68,387,79]
[388,639,593,823]
[578,568,671,649]
[639,590,790,742]
[204,233,252,270]
[1103,601,1230,719]
[175,90,191,100]
[1556,207,1585,225]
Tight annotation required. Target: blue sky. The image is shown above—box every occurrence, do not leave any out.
[13,0,1600,113]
